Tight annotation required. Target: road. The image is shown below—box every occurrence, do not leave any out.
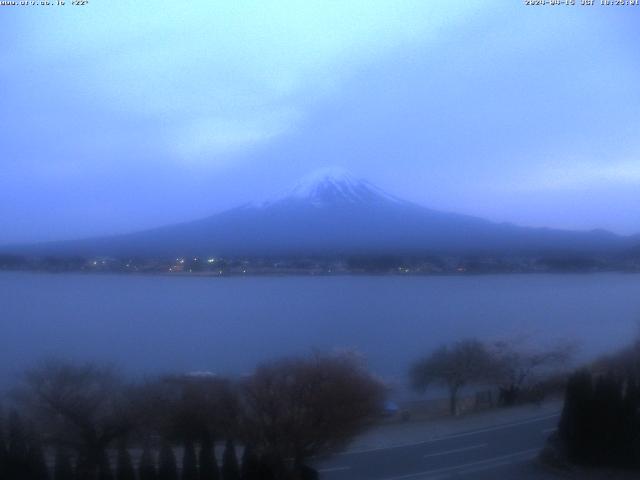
[315,412,560,480]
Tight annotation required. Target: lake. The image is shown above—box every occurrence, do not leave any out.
[2,272,639,391]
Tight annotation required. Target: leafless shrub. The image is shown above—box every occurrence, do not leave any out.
[488,337,576,405]
[239,352,384,477]
[13,359,135,480]
[410,339,495,415]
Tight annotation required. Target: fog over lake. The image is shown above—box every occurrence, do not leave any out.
[2,272,639,389]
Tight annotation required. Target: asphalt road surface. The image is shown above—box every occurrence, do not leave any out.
[315,412,561,480]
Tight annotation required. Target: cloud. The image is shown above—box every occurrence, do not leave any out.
[1,1,486,166]
[171,109,299,163]
[515,159,640,191]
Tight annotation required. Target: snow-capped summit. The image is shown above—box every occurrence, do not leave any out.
[255,167,403,208]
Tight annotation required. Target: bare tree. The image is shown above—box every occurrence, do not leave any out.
[14,360,135,480]
[410,339,495,415]
[239,352,384,479]
[133,373,238,444]
[489,337,575,405]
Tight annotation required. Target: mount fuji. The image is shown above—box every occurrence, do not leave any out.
[8,168,636,258]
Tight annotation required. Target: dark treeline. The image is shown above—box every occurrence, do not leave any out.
[547,337,640,470]
[559,370,640,468]
[0,353,384,480]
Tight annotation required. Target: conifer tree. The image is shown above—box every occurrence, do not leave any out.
[591,374,623,464]
[297,464,319,480]
[53,448,74,480]
[74,456,83,480]
[26,434,50,480]
[7,411,29,479]
[182,441,198,480]
[116,443,136,480]
[221,440,240,480]
[559,370,594,463]
[559,370,640,468]
[239,444,260,480]
[198,437,219,480]
[158,442,178,480]
[99,449,114,480]
[0,408,7,480]
[624,376,640,467]
[254,454,278,480]
[138,446,157,480]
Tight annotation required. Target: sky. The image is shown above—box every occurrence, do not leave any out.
[1,0,639,245]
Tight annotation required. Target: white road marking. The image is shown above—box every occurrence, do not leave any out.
[542,427,557,434]
[455,450,539,476]
[423,414,560,443]
[380,448,540,480]
[334,412,560,456]
[318,466,351,473]
[423,443,487,459]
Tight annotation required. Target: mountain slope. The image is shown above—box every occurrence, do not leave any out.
[6,168,637,258]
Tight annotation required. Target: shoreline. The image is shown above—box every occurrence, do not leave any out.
[1,268,640,278]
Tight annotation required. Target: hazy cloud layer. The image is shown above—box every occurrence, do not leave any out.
[1,1,638,243]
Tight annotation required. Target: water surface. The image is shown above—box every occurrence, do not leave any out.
[2,272,639,388]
